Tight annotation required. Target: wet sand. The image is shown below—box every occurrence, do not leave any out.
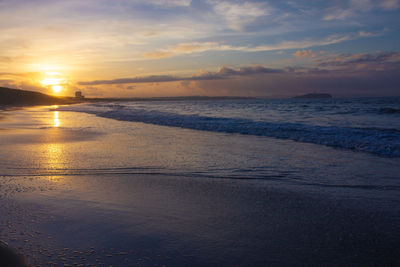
[1,173,399,266]
[0,106,399,266]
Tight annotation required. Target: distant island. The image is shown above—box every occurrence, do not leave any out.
[0,87,81,107]
[294,93,332,99]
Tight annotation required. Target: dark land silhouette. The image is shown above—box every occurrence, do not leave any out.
[0,87,256,107]
[0,87,80,107]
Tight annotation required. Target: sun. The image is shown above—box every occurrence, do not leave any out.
[40,72,66,94]
[52,85,63,93]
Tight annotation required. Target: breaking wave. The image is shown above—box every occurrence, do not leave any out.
[58,104,400,157]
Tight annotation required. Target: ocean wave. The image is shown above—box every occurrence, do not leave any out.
[58,104,400,157]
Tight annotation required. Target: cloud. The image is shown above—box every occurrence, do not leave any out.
[349,0,399,11]
[323,8,354,21]
[143,33,362,59]
[316,51,400,70]
[380,0,400,10]
[143,42,227,58]
[195,66,284,79]
[173,42,218,52]
[359,30,377,37]
[79,75,179,85]
[324,0,400,21]
[80,51,400,86]
[146,0,192,7]
[78,66,283,85]
[0,72,38,78]
[293,49,316,58]
[210,1,268,31]
[0,56,12,63]
[350,0,374,11]
[142,51,174,59]
[77,51,400,97]
[0,79,15,86]
[249,34,356,51]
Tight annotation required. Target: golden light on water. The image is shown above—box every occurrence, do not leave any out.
[42,111,65,180]
[43,143,65,182]
[53,111,60,127]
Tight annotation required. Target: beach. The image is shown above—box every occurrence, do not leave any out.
[1,103,400,266]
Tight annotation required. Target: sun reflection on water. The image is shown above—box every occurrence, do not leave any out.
[46,143,63,166]
[43,143,65,182]
[53,111,60,127]
[43,109,65,182]
[44,176,64,183]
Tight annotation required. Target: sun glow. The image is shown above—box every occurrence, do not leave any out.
[41,77,63,86]
[40,72,66,94]
[52,85,63,93]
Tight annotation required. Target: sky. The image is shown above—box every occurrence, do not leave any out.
[0,0,399,97]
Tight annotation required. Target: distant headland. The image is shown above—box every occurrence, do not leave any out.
[0,87,256,107]
[1,87,337,108]
[0,87,81,107]
[294,93,332,99]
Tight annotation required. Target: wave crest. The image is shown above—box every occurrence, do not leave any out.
[58,104,400,157]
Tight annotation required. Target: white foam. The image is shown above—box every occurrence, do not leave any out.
[58,103,400,157]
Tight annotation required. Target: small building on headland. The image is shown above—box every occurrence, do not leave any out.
[75,91,84,99]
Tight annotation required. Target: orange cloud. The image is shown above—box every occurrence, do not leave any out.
[293,49,316,58]
[142,51,173,59]
[174,43,211,52]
